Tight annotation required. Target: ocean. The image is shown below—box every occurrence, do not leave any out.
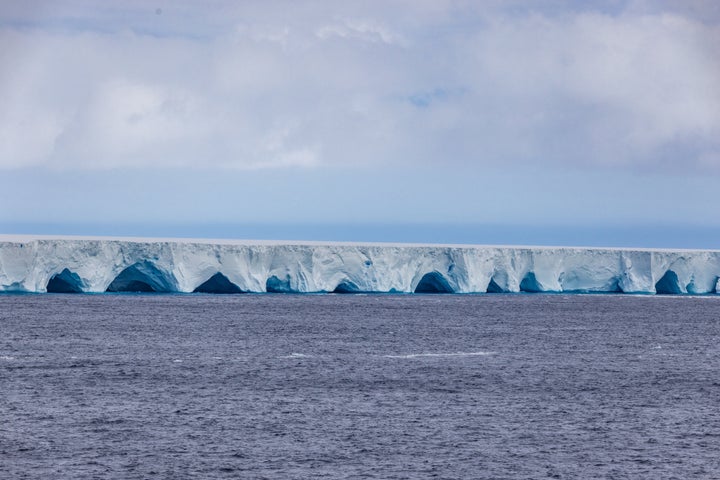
[1,294,719,479]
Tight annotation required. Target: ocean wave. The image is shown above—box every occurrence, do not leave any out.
[383,351,496,359]
[279,353,312,359]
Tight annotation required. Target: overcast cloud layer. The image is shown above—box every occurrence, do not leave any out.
[2,0,719,172]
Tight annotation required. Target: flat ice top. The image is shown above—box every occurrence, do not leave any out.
[0,233,717,253]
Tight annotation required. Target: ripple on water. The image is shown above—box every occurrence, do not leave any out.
[1,294,719,479]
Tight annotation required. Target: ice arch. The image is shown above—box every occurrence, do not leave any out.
[655,270,682,295]
[106,261,174,293]
[519,272,543,293]
[486,277,505,293]
[193,272,243,294]
[46,268,84,293]
[414,272,454,293]
[266,275,293,293]
[333,280,361,293]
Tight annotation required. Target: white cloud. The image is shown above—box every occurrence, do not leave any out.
[464,11,720,167]
[316,19,406,45]
[0,1,718,172]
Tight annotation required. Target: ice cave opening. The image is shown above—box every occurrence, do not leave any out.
[605,278,624,294]
[46,268,84,293]
[655,270,682,295]
[193,272,243,294]
[519,272,543,293]
[486,277,505,293]
[266,275,293,293]
[332,280,361,293]
[686,279,702,295]
[414,272,454,294]
[106,261,174,293]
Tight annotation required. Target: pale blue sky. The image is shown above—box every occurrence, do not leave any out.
[1,1,719,247]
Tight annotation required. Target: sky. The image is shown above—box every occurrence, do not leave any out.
[1,0,719,247]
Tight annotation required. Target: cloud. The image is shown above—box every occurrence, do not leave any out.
[0,1,718,172]
[463,11,720,168]
[315,19,406,45]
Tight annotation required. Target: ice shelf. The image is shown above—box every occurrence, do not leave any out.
[1,235,718,294]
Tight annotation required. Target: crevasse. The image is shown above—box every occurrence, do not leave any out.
[1,236,718,294]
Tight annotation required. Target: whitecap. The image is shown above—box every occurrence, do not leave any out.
[279,353,312,359]
[383,351,496,359]
[0,355,15,361]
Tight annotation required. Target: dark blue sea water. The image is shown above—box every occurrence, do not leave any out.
[1,294,720,479]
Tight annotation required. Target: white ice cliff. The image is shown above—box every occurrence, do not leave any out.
[0,235,718,294]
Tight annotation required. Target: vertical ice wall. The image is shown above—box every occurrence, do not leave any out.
[0,237,718,294]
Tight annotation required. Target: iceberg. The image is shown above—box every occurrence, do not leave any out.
[0,235,718,294]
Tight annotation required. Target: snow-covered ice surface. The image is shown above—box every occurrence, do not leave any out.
[0,235,718,294]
